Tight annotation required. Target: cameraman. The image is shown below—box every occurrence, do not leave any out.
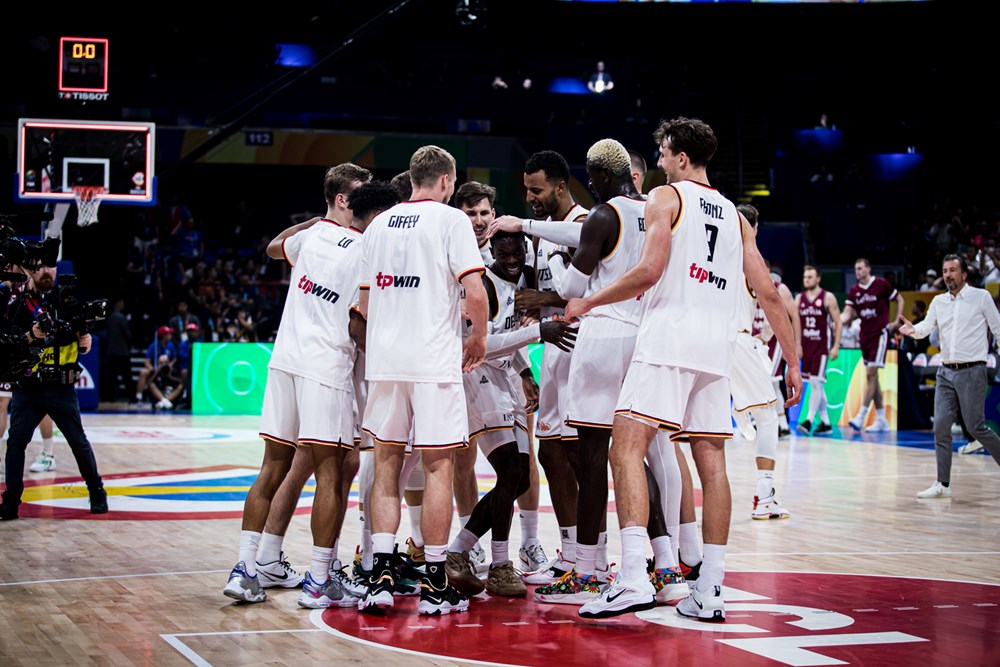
[0,263,107,519]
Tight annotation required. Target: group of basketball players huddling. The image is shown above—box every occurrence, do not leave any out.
[220,116,893,623]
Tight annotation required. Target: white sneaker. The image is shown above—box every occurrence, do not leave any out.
[156,398,173,410]
[469,541,489,576]
[255,551,303,588]
[29,454,56,473]
[951,422,964,436]
[916,481,951,498]
[578,574,655,619]
[522,552,573,585]
[959,440,984,454]
[519,542,551,574]
[869,417,890,433]
[677,582,725,622]
[751,494,791,520]
[848,416,864,431]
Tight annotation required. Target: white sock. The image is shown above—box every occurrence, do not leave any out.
[700,543,726,589]
[41,437,54,457]
[576,543,597,577]
[491,540,509,567]
[333,539,340,565]
[424,543,446,565]
[596,531,609,571]
[876,407,886,420]
[679,522,701,565]
[651,535,677,570]
[361,533,374,571]
[818,390,830,423]
[668,525,680,559]
[408,504,424,547]
[372,532,395,557]
[239,530,261,576]
[257,531,284,564]
[449,528,478,554]
[519,509,539,546]
[806,379,823,421]
[310,546,334,583]
[559,525,577,563]
[459,514,471,529]
[620,526,648,584]
[756,470,775,500]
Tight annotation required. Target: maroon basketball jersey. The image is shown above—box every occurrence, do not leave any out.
[799,289,830,359]
[845,277,897,342]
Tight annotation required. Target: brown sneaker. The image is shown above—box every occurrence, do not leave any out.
[486,561,527,597]
[445,551,486,596]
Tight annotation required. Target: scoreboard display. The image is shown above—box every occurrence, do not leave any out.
[59,37,109,100]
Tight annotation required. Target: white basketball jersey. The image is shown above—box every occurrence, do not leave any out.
[537,203,588,320]
[479,242,493,264]
[269,220,363,389]
[737,275,757,334]
[483,266,529,370]
[360,200,486,383]
[587,195,646,324]
[633,181,743,377]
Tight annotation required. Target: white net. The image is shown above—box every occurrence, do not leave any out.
[72,186,106,226]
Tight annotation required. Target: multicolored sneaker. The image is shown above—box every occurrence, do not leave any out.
[417,578,469,616]
[391,544,423,595]
[405,537,426,566]
[534,570,603,605]
[752,494,791,520]
[651,567,689,605]
[297,571,357,609]
[256,551,303,589]
[357,569,395,614]
[223,561,266,603]
[679,559,701,584]
[28,453,55,473]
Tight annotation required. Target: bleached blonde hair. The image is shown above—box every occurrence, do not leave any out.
[586,139,631,178]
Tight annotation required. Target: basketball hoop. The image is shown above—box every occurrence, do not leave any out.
[72,185,107,227]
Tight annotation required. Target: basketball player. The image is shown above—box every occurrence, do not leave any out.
[447,229,577,598]
[566,117,801,620]
[356,145,488,616]
[628,148,647,195]
[796,264,842,435]
[754,265,801,438]
[842,258,904,432]
[527,138,646,606]
[223,163,373,607]
[491,150,588,583]
[733,204,790,521]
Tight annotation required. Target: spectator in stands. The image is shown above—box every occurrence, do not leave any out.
[919,269,938,291]
[167,300,202,346]
[977,236,1000,285]
[103,298,133,403]
[135,326,177,407]
[177,322,201,408]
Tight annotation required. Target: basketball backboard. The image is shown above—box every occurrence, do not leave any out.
[15,118,156,206]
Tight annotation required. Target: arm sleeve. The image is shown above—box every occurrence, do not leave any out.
[550,255,590,300]
[512,348,531,374]
[486,323,541,359]
[522,219,583,248]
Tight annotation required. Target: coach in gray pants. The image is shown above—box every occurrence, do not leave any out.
[899,253,1000,498]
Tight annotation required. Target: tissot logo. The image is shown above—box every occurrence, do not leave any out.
[375,272,421,290]
[298,275,341,302]
[689,263,727,290]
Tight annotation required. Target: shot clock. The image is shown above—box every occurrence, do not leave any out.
[58,37,109,100]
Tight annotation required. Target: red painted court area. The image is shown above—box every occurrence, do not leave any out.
[316,572,1000,666]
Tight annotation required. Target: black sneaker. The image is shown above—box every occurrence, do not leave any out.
[815,422,833,434]
[796,420,812,435]
[90,487,109,514]
[0,503,19,521]
[778,426,792,438]
[417,578,469,615]
[357,570,395,615]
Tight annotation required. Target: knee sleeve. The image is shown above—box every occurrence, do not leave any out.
[751,408,778,459]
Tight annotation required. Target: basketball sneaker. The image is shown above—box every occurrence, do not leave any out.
[814,422,833,434]
[795,420,812,435]
[487,561,527,597]
[678,559,701,584]
[405,537,426,566]
[651,567,689,605]
[916,481,951,498]
[522,551,573,585]
[869,417,890,432]
[959,440,984,454]
[417,578,469,616]
[223,561,266,603]
[28,453,55,473]
[297,571,358,609]
[534,570,602,605]
[676,582,725,622]
[89,487,109,514]
[751,494,791,520]
[330,559,366,597]
[848,416,864,431]
[445,551,486,596]
[578,574,655,619]
[256,551,303,588]
[357,570,395,614]
[469,541,489,575]
[390,544,423,595]
[518,542,550,574]
[778,425,792,438]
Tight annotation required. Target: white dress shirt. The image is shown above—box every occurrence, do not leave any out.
[910,284,1000,363]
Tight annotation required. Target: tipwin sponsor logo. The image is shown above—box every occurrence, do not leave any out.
[298,275,341,303]
[375,272,421,290]
[689,263,727,290]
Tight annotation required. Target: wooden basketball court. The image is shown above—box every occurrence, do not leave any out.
[0,411,997,666]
